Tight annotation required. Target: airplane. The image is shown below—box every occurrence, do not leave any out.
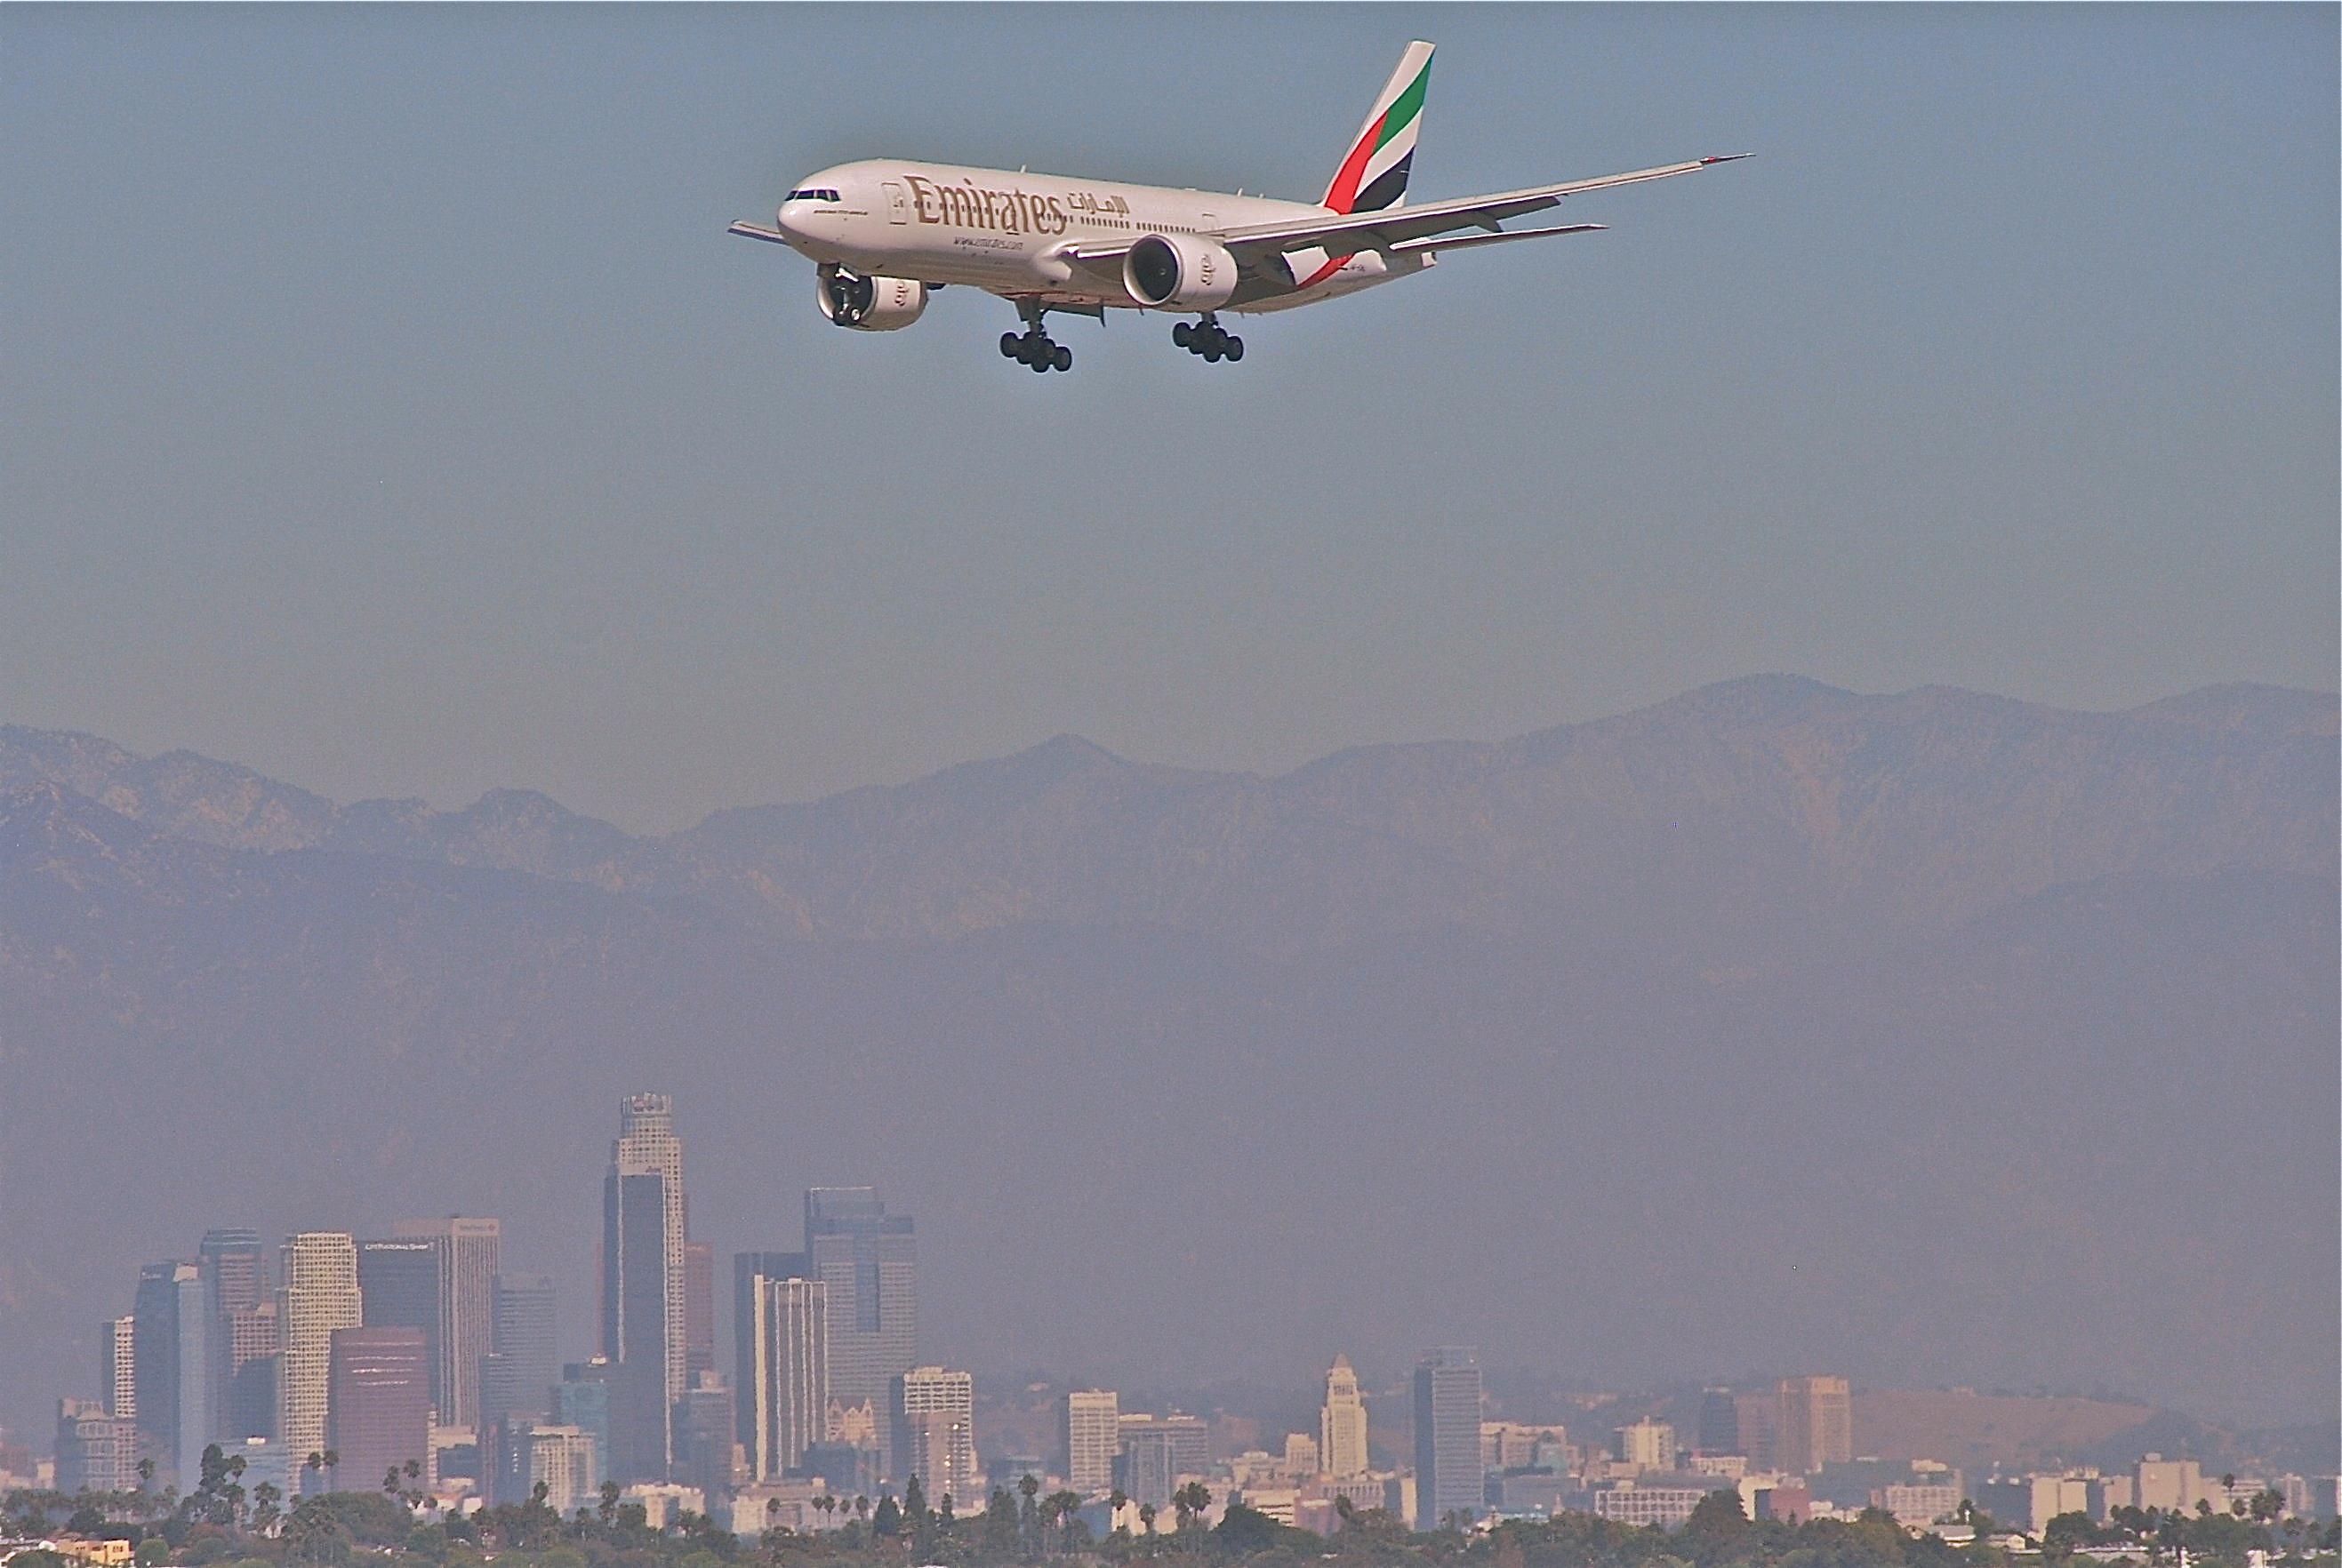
[729,41,1744,372]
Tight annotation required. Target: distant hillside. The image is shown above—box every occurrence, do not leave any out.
[0,676,2332,1444]
[1851,1391,2161,1470]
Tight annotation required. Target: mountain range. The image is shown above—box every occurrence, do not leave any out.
[0,676,2332,1441]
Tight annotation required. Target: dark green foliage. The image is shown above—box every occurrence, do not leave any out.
[3,1483,2321,1568]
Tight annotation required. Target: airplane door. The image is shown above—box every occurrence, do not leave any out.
[883,182,909,224]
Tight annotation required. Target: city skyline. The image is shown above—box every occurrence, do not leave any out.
[27,1100,2335,1568]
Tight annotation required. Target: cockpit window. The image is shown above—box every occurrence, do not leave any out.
[787,188,842,202]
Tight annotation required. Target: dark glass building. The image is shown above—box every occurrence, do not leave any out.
[481,1273,559,1426]
[1412,1347,1483,1531]
[327,1326,431,1494]
[803,1188,915,1473]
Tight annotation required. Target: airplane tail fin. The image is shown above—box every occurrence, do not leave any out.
[1323,41,1433,213]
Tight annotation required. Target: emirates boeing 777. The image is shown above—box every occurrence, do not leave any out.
[729,41,1745,372]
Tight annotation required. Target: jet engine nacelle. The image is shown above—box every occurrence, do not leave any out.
[815,264,928,331]
[1123,233,1239,310]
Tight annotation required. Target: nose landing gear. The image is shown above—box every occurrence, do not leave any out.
[1175,316,1243,363]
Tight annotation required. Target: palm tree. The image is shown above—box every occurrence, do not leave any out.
[1047,1491,1082,1553]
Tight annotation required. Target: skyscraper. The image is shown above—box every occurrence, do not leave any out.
[103,1316,137,1422]
[1733,1392,1777,1470]
[200,1230,268,1316]
[280,1233,363,1470]
[199,1229,269,1444]
[804,1188,915,1470]
[392,1217,501,1431]
[554,1360,618,1484]
[132,1262,180,1480]
[732,1251,808,1452]
[603,1094,686,1479]
[1773,1376,1851,1476]
[683,1241,715,1384]
[328,1327,431,1493]
[1320,1356,1368,1479]
[132,1261,210,1489]
[748,1274,828,1481]
[1412,1347,1482,1531]
[357,1239,442,1409]
[1064,1389,1119,1497]
[674,1372,737,1504]
[1116,1427,1178,1511]
[890,1366,975,1503]
[221,1300,282,1442]
[481,1274,559,1426]
[1695,1388,1738,1455]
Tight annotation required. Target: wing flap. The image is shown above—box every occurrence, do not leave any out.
[1389,222,1607,256]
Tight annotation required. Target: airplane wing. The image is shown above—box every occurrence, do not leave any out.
[729,221,790,244]
[1210,155,1748,258]
[1054,154,1740,274]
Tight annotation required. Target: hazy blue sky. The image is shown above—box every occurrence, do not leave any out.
[4,4,2333,830]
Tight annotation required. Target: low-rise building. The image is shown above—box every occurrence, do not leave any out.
[1874,1482,1961,1529]
[729,1480,837,1536]
[622,1483,705,1529]
[1978,1475,2093,1533]
[1588,1477,1732,1529]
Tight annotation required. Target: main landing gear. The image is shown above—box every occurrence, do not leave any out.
[1001,301,1071,372]
[1174,316,1244,363]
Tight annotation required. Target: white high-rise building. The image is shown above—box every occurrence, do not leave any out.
[1064,1389,1119,1496]
[750,1276,829,1481]
[1320,1356,1368,1479]
[891,1366,976,1502]
[279,1234,363,1468]
[527,1424,602,1518]
[392,1217,501,1430]
[104,1316,137,1420]
[1613,1418,1678,1473]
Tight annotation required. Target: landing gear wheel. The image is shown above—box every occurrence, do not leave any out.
[1200,338,1223,364]
[1001,332,1023,359]
[1029,351,1050,373]
[1223,335,1244,362]
[1052,344,1072,372]
[1172,321,1193,348]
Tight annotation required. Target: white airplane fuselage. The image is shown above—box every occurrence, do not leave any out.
[772,158,1424,315]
